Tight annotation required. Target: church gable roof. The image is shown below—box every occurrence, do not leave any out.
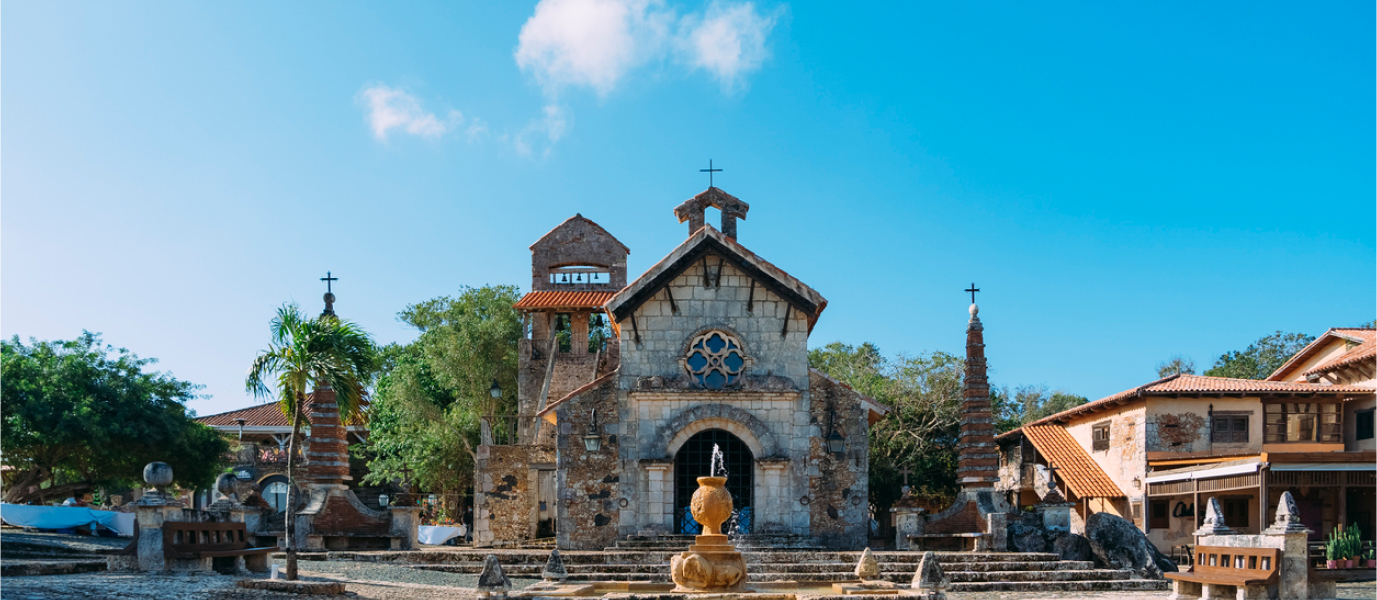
[529,213,630,255]
[605,224,828,332]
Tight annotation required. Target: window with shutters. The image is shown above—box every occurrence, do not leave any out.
[1092,422,1110,452]
[1211,413,1249,444]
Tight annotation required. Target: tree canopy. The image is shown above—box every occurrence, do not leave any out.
[363,285,522,497]
[993,385,1088,432]
[1204,330,1315,380]
[2,332,227,504]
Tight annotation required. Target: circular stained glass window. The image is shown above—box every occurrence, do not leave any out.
[685,331,746,389]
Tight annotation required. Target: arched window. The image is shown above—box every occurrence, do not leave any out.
[684,331,747,389]
[260,475,290,513]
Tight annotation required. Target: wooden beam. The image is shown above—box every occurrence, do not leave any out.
[630,313,641,345]
[664,287,678,314]
[701,255,712,288]
[781,304,791,338]
[746,279,755,313]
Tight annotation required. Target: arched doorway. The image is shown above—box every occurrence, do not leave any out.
[259,474,290,514]
[675,429,753,534]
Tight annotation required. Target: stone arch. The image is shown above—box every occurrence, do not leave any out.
[650,404,782,459]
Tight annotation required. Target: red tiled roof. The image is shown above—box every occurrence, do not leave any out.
[196,396,369,428]
[1267,328,1376,381]
[1306,339,1376,377]
[1024,425,1124,499]
[514,291,617,311]
[999,374,1372,439]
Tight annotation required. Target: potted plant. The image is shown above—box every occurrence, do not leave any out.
[1325,531,1340,569]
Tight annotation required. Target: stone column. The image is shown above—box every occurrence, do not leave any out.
[304,385,351,487]
[1263,491,1320,600]
[132,461,188,572]
[757,459,790,534]
[643,462,674,534]
[389,506,423,550]
[956,304,998,490]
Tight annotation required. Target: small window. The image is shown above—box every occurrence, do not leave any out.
[1131,501,1142,522]
[1358,409,1375,441]
[1221,497,1249,528]
[1150,500,1170,529]
[1212,413,1249,444]
[1092,422,1110,452]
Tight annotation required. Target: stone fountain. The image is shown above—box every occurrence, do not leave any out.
[670,475,749,592]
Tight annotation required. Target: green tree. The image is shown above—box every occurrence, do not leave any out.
[1155,354,1196,378]
[1,333,227,504]
[809,342,964,513]
[993,384,1088,432]
[363,285,522,504]
[245,304,377,581]
[1205,331,1315,380]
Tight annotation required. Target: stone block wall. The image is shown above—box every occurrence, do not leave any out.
[807,371,870,548]
[474,445,535,546]
[618,260,809,386]
[555,376,622,550]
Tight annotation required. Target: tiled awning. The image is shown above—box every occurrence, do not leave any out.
[513,291,617,311]
[1024,425,1125,499]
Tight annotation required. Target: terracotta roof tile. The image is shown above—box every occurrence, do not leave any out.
[1024,425,1124,499]
[1267,328,1376,381]
[999,374,1371,439]
[514,291,617,311]
[196,396,369,428]
[1305,339,1376,377]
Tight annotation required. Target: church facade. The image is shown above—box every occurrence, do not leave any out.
[474,187,888,550]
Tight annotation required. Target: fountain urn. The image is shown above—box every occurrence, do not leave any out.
[671,476,749,592]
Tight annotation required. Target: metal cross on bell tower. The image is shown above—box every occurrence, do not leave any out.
[700,159,723,188]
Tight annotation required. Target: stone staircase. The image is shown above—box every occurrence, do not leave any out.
[304,548,1170,593]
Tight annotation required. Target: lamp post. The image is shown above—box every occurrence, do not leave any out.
[583,408,603,452]
[234,418,247,441]
[489,380,502,399]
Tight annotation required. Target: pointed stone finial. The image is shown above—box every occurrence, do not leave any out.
[911,551,950,599]
[477,555,512,597]
[1193,497,1233,536]
[1265,491,1311,534]
[542,548,568,581]
[854,547,881,580]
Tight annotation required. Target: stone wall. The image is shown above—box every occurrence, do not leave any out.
[555,376,622,550]
[618,260,810,386]
[475,445,536,546]
[530,215,628,291]
[312,493,390,536]
[806,371,871,548]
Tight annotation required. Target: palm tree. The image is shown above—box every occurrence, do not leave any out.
[245,303,376,580]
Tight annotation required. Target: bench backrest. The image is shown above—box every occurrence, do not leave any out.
[1193,546,1280,579]
[162,521,251,555]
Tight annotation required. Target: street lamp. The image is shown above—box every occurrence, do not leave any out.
[583,408,603,452]
[234,418,247,441]
[826,409,845,456]
[489,380,503,399]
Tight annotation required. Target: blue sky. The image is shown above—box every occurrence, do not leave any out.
[4,1,1373,417]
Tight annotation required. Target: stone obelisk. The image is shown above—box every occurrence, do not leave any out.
[956,303,998,490]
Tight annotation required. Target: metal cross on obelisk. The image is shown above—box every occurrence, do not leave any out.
[700,159,723,188]
[320,271,339,317]
[899,468,912,487]
[965,283,980,304]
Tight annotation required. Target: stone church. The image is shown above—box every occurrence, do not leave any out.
[474,187,889,550]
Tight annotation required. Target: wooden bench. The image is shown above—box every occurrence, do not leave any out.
[163,522,276,573]
[1165,546,1279,599]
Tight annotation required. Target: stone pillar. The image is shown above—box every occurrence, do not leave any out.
[305,385,351,486]
[985,513,1008,552]
[131,461,189,572]
[757,459,790,533]
[891,506,926,550]
[389,506,423,550]
[643,462,674,534]
[956,304,998,490]
[572,311,590,355]
[1263,491,1320,600]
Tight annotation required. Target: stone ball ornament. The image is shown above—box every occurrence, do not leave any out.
[144,461,174,489]
[215,472,237,499]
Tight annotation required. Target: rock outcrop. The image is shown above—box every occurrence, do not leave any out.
[1085,512,1176,579]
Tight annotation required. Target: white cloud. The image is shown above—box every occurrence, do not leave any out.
[515,0,780,97]
[515,0,673,97]
[358,85,461,141]
[680,2,778,90]
[512,104,570,157]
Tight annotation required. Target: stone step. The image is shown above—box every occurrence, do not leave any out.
[399,559,1104,576]
[944,569,1131,583]
[949,579,1171,593]
[314,549,1068,567]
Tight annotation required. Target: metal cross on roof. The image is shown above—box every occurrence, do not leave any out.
[321,271,338,293]
[700,159,723,188]
[965,283,980,304]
